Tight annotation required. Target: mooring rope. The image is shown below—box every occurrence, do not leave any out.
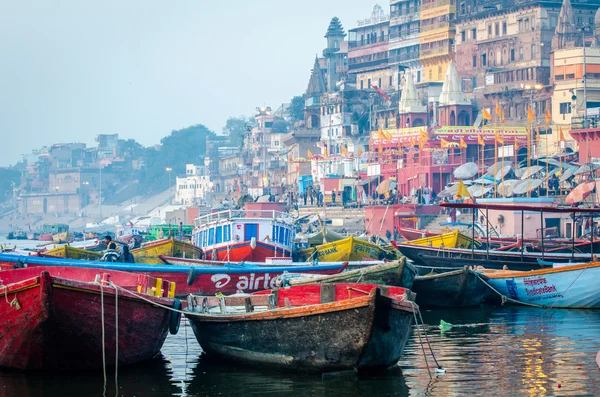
[473,273,544,309]
[114,285,119,397]
[100,283,107,397]
[408,301,431,379]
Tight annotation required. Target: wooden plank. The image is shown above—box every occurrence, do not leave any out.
[320,284,336,304]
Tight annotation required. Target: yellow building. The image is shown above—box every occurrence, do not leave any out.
[419,0,455,83]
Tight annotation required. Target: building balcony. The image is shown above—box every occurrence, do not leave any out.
[389,52,421,64]
[389,34,420,50]
[420,46,451,58]
[348,36,389,50]
[421,0,453,11]
[421,21,450,33]
[348,58,388,72]
[390,11,419,26]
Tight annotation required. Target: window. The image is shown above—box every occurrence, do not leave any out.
[519,47,523,60]
[488,24,492,36]
[525,18,529,30]
[429,69,432,80]
[495,22,499,36]
[510,48,515,62]
[481,53,487,66]
[208,228,215,245]
[438,65,442,79]
[502,22,507,35]
[389,75,393,87]
[472,55,477,67]
[472,77,477,89]
[559,102,571,115]
[416,70,421,82]
[368,78,371,88]
[360,80,364,90]
[531,44,536,58]
[471,28,477,40]
[216,225,223,244]
[378,77,382,88]
[461,30,466,42]
[550,15,558,29]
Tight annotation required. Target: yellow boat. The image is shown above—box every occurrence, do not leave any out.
[132,238,204,264]
[406,230,480,249]
[42,245,102,260]
[52,232,74,244]
[300,236,400,262]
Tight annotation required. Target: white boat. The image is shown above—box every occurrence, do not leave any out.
[480,262,600,309]
[191,209,295,262]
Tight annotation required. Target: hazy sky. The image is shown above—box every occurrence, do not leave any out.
[0,0,373,166]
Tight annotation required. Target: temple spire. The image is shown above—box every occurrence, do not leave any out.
[399,70,426,114]
[552,0,577,50]
[306,57,327,96]
[438,61,470,106]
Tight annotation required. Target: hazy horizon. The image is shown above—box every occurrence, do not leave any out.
[0,0,371,166]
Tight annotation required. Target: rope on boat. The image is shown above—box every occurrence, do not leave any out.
[100,284,107,397]
[114,284,119,397]
[0,285,21,310]
[408,301,444,378]
[545,261,593,311]
[473,273,544,309]
[98,282,119,397]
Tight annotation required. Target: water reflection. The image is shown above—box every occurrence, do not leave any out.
[0,309,598,397]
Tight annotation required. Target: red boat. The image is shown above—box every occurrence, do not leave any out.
[191,209,295,262]
[0,266,179,370]
[185,283,417,372]
[398,227,439,241]
[0,254,347,297]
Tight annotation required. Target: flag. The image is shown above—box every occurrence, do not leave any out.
[323,147,328,159]
[527,104,535,122]
[371,85,391,101]
[341,145,347,155]
[358,147,363,156]
[456,180,471,198]
[559,126,565,142]
[378,128,385,140]
[545,108,551,124]
[495,101,501,118]
[478,134,485,146]
[482,108,492,121]
[383,129,393,141]
[378,141,382,154]
[410,137,416,147]
[440,138,451,149]
[307,149,313,159]
[459,137,468,148]
[501,109,505,123]
[419,129,428,149]
[495,131,504,145]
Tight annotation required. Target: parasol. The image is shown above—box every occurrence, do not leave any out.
[437,184,459,198]
[496,179,519,197]
[519,166,544,180]
[559,168,574,182]
[574,163,600,175]
[377,179,398,196]
[453,162,479,179]
[512,179,543,195]
[494,165,512,181]
[565,181,596,204]
[467,184,494,198]
[514,168,526,178]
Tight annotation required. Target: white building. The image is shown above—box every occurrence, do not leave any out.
[175,164,212,206]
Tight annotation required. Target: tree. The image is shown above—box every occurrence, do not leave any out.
[222,116,255,148]
[118,138,146,159]
[289,95,305,122]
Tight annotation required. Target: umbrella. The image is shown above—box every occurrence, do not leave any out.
[497,179,519,197]
[377,179,398,196]
[574,163,600,175]
[565,181,596,204]
[486,161,505,174]
[520,166,544,180]
[494,165,512,181]
[438,184,459,198]
[514,168,526,178]
[453,162,479,179]
[467,184,494,198]
[512,179,543,195]
[559,168,574,182]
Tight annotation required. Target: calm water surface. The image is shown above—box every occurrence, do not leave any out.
[0,307,598,397]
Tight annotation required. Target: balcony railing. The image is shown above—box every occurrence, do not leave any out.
[348,36,389,49]
[421,0,452,11]
[390,10,419,24]
[420,46,450,57]
[389,31,420,41]
[348,57,388,71]
[389,52,420,64]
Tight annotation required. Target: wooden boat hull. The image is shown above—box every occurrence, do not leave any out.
[397,243,588,271]
[132,239,204,264]
[285,260,418,290]
[0,254,346,297]
[481,262,600,308]
[405,230,480,249]
[185,285,415,372]
[40,245,102,260]
[398,228,439,241]
[38,233,53,241]
[205,240,291,262]
[411,268,488,307]
[300,236,398,262]
[0,267,174,370]
[52,232,73,244]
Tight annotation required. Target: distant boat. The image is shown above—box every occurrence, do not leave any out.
[0,266,178,370]
[184,283,417,372]
[411,267,488,308]
[39,245,103,261]
[398,227,438,241]
[300,236,400,262]
[52,231,74,244]
[0,254,347,297]
[403,230,481,249]
[479,262,600,308]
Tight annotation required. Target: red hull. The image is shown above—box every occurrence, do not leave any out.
[205,241,291,262]
[0,267,174,370]
[398,228,438,241]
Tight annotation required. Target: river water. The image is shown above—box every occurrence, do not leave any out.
[0,308,598,397]
[0,239,598,396]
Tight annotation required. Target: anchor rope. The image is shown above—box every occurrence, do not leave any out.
[473,273,544,308]
[408,301,431,379]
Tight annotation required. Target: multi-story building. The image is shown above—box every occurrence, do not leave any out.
[347,5,394,92]
[419,0,456,84]
[323,17,348,92]
[389,0,423,83]
[175,164,212,206]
